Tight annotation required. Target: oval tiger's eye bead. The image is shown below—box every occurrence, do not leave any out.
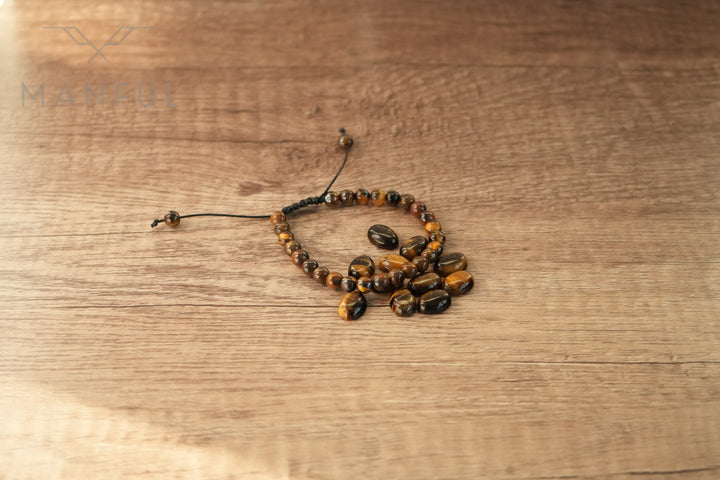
[434,252,468,277]
[164,211,181,227]
[355,188,371,205]
[443,270,474,296]
[348,255,375,279]
[338,291,366,321]
[379,254,408,272]
[400,236,428,260]
[425,221,443,234]
[388,269,406,288]
[419,211,436,224]
[339,189,356,206]
[291,249,309,267]
[270,211,285,225]
[421,248,438,264]
[418,289,451,314]
[371,272,392,293]
[400,262,418,279]
[427,241,444,255]
[357,276,373,293]
[370,189,386,206]
[326,272,343,289]
[389,289,417,317]
[273,222,291,235]
[285,240,302,255]
[302,259,319,276]
[278,231,294,245]
[368,224,399,250]
[429,232,446,245]
[385,190,401,206]
[398,194,415,210]
[341,276,357,292]
[408,272,441,296]
[323,191,340,207]
[409,201,427,217]
[313,266,329,284]
[412,255,429,274]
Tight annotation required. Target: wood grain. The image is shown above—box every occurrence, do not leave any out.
[0,1,719,479]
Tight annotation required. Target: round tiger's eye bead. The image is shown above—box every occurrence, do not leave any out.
[368,224,399,250]
[409,201,427,217]
[348,255,375,279]
[274,222,291,235]
[400,262,418,279]
[421,248,438,263]
[341,276,358,292]
[291,249,309,267]
[357,276,373,293]
[270,211,285,225]
[388,269,406,288]
[370,189,386,206]
[385,190,401,206]
[443,271,474,296]
[285,240,302,255]
[425,221,443,234]
[323,191,340,207]
[326,272,343,289]
[389,289,417,317]
[427,241,444,255]
[355,189,371,205]
[419,211,436,224]
[379,254,408,272]
[429,232,446,245]
[278,231,294,245]
[302,259,319,276]
[164,211,181,227]
[408,272,441,296]
[418,289,451,314]
[400,236,428,260]
[339,189,356,206]
[338,133,354,149]
[412,256,429,274]
[313,266,329,284]
[398,194,415,210]
[371,272,392,293]
[338,291,366,321]
[434,252,468,277]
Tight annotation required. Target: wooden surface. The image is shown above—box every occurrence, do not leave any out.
[1,1,719,478]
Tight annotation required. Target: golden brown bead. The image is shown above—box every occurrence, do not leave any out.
[379,254,408,272]
[412,256,429,274]
[270,211,285,225]
[302,259,319,276]
[348,255,375,279]
[400,236,428,260]
[400,262,418,279]
[273,222,291,235]
[291,249,309,267]
[355,188,371,205]
[371,272,392,293]
[434,252,468,277]
[398,194,415,210]
[326,272,343,289]
[421,248,438,264]
[388,269,406,288]
[278,231,294,245]
[429,232,446,245]
[443,271,474,296]
[340,277,357,292]
[338,291,366,321]
[407,272,441,296]
[418,289,451,314]
[385,190,401,206]
[338,133,354,149]
[370,189,386,206]
[409,201,427,217]
[285,240,302,255]
[313,266,329,284]
[339,189,356,206]
[425,221,443,234]
[427,241,444,255]
[357,276,373,293]
[164,211,181,227]
[368,224,399,250]
[323,191,340,207]
[389,289,417,317]
[419,211,436,224]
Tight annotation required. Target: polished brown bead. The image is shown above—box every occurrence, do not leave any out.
[355,188,371,205]
[434,252,468,277]
[425,221,443,234]
[368,224,399,250]
[285,240,302,255]
[357,276,373,293]
[419,211,436,224]
[385,190,401,206]
[348,255,375,279]
[409,201,427,217]
[418,289,451,314]
[388,269,406,288]
[291,249,309,267]
[398,194,415,210]
[370,189,386,206]
[338,291,366,321]
[302,259,319,276]
[429,232,446,245]
[270,211,285,225]
[427,241,444,255]
[400,236,428,260]
[338,134,354,149]
[371,272,392,293]
[323,191,340,207]
[421,248,438,264]
[326,272,343,289]
[339,189,356,206]
[341,277,358,292]
[408,272,441,296]
[273,222,291,235]
[164,211,181,227]
[379,254,408,272]
[313,266,330,284]
[412,256,429,273]
[400,262,418,279]
[389,289,417,317]
[443,271,474,296]
[278,231,294,245]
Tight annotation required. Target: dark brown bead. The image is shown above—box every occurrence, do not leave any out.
[407,272,441,296]
[400,262,418,279]
[339,189,356,206]
[371,272,392,293]
[412,256,429,273]
[273,222,291,235]
[368,224,399,250]
[425,221,443,234]
[326,272,343,289]
[164,211,181,227]
[291,249,309,267]
[341,276,357,292]
[338,134,354,149]
[385,190,401,206]
[427,241,444,255]
[418,289,451,314]
[419,211,436,224]
[443,271,474,296]
[270,211,285,225]
[357,276,373,293]
[285,240,302,255]
[313,266,329,284]
[323,191,340,207]
[388,269,406,288]
[398,194,415,210]
[302,259,319,276]
[278,231,294,245]
[429,232,446,245]
[389,289,417,317]
[421,248,438,264]
[355,188,371,205]
[434,252,468,277]
[400,236,428,260]
[379,254,408,272]
[348,255,375,279]
[409,201,427,217]
[370,189,386,206]
[338,291,366,321]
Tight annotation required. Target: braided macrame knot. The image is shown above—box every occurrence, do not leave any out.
[282,196,323,215]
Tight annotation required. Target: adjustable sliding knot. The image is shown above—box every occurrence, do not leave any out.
[282,196,323,214]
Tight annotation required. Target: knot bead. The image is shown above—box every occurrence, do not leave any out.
[164,211,181,227]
